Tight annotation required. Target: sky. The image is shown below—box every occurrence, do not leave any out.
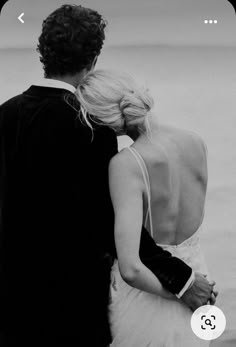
[0,0,235,48]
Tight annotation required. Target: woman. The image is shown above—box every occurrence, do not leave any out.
[76,70,214,346]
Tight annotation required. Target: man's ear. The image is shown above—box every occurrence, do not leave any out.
[90,56,98,71]
[81,56,98,79]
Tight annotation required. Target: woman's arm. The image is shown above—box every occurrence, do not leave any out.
[109,151,173,298]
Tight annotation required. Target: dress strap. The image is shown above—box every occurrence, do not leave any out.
[127,147,154,238]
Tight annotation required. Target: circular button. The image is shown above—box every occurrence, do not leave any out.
[191,305,226,341]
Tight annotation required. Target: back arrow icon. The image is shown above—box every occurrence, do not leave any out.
[18,13,24,23]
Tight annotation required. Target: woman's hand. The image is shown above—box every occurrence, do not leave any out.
[208,287,219,305]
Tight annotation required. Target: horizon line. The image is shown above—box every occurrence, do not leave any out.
[1,43,236,50]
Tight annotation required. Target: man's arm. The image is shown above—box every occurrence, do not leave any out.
[139,227,193,295]
[87,124,119,257]
[139,228,216,310]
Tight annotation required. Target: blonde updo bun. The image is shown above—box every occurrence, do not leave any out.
[76,69,154,134]
[119,87,153,131]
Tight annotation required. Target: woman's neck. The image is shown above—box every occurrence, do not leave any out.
[127,117,159,142]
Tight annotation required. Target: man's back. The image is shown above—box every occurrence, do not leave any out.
[0,86,117,345]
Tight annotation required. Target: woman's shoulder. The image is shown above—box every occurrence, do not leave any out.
[109,146,144,180]
[109,147,133,169]
[181,129,207,157]
[165,125,207,156]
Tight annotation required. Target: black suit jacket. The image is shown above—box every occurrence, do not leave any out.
[0,86,192,346]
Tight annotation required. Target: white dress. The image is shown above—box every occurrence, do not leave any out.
[109,147,209,347]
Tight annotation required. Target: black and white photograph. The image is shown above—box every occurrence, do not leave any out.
[0,0,235,346]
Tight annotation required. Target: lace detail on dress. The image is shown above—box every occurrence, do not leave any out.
[156,227,208,276]
[156,229,200,249]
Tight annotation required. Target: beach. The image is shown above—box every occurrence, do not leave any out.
[0,45,236,346]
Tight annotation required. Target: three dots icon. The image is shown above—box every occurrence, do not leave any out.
[204,20,218,24]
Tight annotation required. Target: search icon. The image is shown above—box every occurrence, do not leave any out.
[205,319,212,327]
[191,305,226,340]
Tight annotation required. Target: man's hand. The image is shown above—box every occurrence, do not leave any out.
[181,272,216,311]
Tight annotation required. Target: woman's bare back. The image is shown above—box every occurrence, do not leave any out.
[132,124,208,245]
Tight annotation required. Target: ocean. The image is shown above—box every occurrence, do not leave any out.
[0,45,236,346]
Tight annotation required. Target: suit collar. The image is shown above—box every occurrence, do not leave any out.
[34,78,76,94]
[23,85,75,99]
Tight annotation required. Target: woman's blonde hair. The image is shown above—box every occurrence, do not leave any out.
[75,69,154,135]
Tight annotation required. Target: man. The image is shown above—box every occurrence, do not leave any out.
[0,4,216,346]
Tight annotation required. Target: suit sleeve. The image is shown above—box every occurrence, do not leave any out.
[139,227,193,295]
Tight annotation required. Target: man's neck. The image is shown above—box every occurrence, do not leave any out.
[47,71,87,88]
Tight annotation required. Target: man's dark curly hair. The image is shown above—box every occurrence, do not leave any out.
[37,4,107,77]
